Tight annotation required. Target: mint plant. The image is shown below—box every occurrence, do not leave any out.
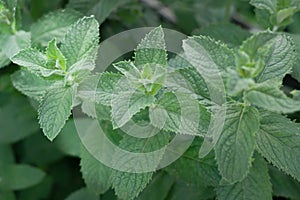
[1,0,300,199]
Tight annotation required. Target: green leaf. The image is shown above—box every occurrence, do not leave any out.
[239,31,296,82]
[137,172,174,200]
[134,26,167,67]
[165,139,220,187]
[215,105,260,183]
[111,90,155,128]
[80,147,112,194]
[31,9,82,46]
[150,92,207,135]
[216,155,272,200]
[0,144,14,165]
[60,16,99,70]
[46,38,67,71]
[197,23,251,48]
[111,133,170,200]
[245,80,300,113]
[0,164,46,190]
[269,165,300,199]
[65,188,99,200]
[11,69,59,101]
[54,119,82,157]
[250,0,277,13]
[0,191,15,200]
[0,95,39,143]
[11,48,64,77]
[38,87,73,141]
[0,34,10,68]
[3,31,30,58]
[67,0,130,24]
[256,112,300,181]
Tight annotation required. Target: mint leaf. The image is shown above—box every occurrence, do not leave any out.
[216,155,272,200]
[60,16,99,70]
[256,112,300,181]
[250,0,277,13]
[65,188,99,200]
[111,133,170,200]
[11,48,64,77]
[46,38,67,71]
[215,105,260,183]
[165,140,220,187]
[239,31,296,82]
[134,26,167,66]
[111,90,155,128]
[80,147,112,194]
[0,164,46,190]
[38,87,73,141]
[245,80,300,113]
[0,34,10,68]
[11,69,60,101]
[31,9,82,46]
[67,0,130,24]
[3,31,30,58]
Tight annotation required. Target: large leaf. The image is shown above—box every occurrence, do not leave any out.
[67,0,130,24]
[2,31,31,58]
[80,147,112,194]
[256,112,300,181]
[38,87,73,141]
[0,164,45,190]
[31,9,82,46]
[215,105,260,183]
[217,155,272,200]
[60,16,99,69]
[111,133,170,200]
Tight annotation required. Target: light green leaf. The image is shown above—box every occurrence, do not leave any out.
[46,38,67,71]
[111,133,170,200]
[215,105,260,183]
[31,9,82,46]
[54,119,82,157]
[250,0,277,13]
[60,16,99,69]
[11,48,64,77]
[245,81,300,113]
[134,26,167,66]
[165,139,220,187]
[256,112,300,181]
[239,31,296,82]
[67,0,130,24]
[38,87,73,141]
[11,69,59,101]
[3,31,30,58]
[111,90,155,128]
[80,147,112,194]
[65,188,99,200]
[150,92,208,136]
[0,164,46,190]
[217,155,272,200]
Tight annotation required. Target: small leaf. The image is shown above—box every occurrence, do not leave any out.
[216,155,272,200]
[38,87,73,141]
[134,26,167,67]
[256,112,300,181]
[46,38,67,71]
[215,105,260,183]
